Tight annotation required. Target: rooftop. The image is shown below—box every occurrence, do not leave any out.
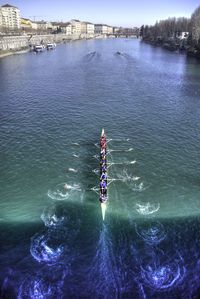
[82,21,94,25]
[95,24,108,26]
[1,4,18,9]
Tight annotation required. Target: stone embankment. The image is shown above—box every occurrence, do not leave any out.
[0,33,96,58]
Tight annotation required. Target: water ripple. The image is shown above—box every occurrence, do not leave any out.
[135,221,166,245]
[30,232,65,264]
[41,204,66,228]
[47,182,81,201]
[141,260,185,290]
[136,202,160,215]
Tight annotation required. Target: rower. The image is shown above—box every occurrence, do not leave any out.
[101,154,106,161]
[101,164,107,172]
[101,148,106,155]
[100,180,107,189]
[100,172,107,180]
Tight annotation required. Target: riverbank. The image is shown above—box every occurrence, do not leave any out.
[0,48,30,58]
[141,37,200,59]
[0,33,98,59]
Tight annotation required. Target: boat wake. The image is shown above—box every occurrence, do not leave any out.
[136,202,160,215]
[30,231,65,264]
[47,183,82,201]
[68,168,78,173]
[17,267,67,299]
[140,253,186,291]
[129,181,147,192]
[114,169,140,182]
[18,276,62,298]
[87,224,121,297]
[135,221,166,245]
[41,204,67,228]
[84,51,100,61]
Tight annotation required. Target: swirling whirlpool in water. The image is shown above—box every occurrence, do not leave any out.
[18,274,65,299]
[30,232,65,264]
[135,221,166,245]
[135,202,160,215]
[140,259,186,290]
[47,183,81,201]
[41,204,66,228]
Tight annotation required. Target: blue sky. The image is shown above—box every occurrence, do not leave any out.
[0,0,199,27]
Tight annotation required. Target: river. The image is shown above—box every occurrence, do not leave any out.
[1,38,200,298]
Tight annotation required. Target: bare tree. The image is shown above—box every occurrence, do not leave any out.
[191,5,200,44]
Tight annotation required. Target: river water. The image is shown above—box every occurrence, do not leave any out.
[1,38,200,298]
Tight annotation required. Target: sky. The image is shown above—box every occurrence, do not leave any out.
[0,0,199,27]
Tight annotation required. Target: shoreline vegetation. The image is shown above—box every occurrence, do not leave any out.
[140,5,200,59]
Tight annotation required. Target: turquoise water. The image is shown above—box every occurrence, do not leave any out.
[1,38,200,298]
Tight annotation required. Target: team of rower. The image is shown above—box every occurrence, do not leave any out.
[99,132,108,203]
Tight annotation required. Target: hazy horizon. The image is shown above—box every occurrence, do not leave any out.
[0,0,199,27]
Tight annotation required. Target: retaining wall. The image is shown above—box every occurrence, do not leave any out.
[0,34,94,51]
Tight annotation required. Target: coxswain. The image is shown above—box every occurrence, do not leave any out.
[100,137,106,147]
[100,194,107,203]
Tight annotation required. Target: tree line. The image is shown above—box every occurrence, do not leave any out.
[140,5,200,56]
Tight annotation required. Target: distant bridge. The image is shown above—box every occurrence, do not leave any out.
[107,33,138,38]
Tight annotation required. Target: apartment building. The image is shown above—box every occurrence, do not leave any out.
[71,19,81,35]
[81,21,94,35]
[34,21,53,32]
[0,4,21,29]
[113,27,120,34]
[60,22,72,35]
[107,26,113,34]
[95,24,108,35]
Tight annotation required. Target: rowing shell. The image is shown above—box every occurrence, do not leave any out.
[99,128,108,220]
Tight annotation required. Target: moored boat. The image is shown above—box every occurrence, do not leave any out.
[34,45,45,53]
[46,43,56,50]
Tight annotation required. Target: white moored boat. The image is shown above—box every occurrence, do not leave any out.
[46,43,56,50]
[34,45,45,53]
